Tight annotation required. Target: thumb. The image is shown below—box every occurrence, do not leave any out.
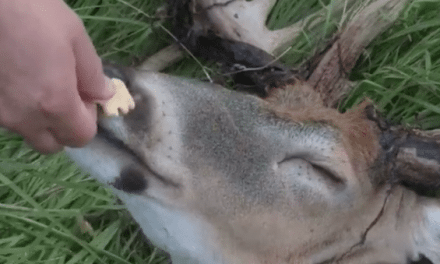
[71,26,114,102]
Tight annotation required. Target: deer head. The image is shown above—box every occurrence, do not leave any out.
[66,0,440,263]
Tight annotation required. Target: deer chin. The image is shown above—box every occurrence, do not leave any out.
[66,120,227,264]
[66,146,226,264]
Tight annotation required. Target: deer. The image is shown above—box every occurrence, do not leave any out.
[66,0,440,263]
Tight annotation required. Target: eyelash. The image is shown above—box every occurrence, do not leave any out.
[279,156,344,184]
[310,163,344,184]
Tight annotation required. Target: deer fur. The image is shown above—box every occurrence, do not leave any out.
[66,70,440,263]
[66,0,440,263]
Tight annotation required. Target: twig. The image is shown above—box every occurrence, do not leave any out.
[116,0,213,82]
[222,46,292,76]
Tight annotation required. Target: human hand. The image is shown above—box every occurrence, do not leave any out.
[0,0,114,154]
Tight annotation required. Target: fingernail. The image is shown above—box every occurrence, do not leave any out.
[94,76,114,107]
[104,76,116,96]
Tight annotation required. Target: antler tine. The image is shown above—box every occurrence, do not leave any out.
[306,0,410,107]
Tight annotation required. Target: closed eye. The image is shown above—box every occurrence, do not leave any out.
[310,163,344,184]
[278,155,345,184]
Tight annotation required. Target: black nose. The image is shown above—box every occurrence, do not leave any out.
[113,165,148,194]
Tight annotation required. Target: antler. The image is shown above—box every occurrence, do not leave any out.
[385,128,440,191]
[306,0,410,107]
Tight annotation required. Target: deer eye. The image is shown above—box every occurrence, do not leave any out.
[310,163,344,184]
[278,155,344,184]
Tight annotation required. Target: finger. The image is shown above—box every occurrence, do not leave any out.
[71,23,114,102]
[39,51,98,148]
[23,130,64,154]
[46,95,98,148]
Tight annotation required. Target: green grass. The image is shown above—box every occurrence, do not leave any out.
[1,0,439,263]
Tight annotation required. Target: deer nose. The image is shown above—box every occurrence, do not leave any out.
[113,165,148,194]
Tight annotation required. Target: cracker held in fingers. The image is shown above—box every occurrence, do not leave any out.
[98,77,135,117]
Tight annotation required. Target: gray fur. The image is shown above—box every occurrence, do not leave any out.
[66,71,440,264]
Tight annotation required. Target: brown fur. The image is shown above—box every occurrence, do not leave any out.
[265,82,381,176]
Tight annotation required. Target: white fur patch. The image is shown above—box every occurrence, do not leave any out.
[66,143,129,185]
[66,143,225,264]
[115,191,225,264]
[411,204,440,262]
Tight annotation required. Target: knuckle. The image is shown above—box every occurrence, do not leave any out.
[70,123,97,147]
[34,142,63,154]
[50,115,97,148]
[27,133,63,154]
[38,79,75,115]
[80,62,101,85]
[72,133,95,147]
[0,109,10,127]
[0,107,18,131]
[38,96,67,115]
[69,15,87,36]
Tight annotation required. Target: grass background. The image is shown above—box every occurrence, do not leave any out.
[1,0,439,263]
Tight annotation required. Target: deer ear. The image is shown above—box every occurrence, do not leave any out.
[366,106,440,194]
[379,126,440,195]
[392,131,440,195]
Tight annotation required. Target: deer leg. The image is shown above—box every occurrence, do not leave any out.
[161,0,409,99]
[138,43,183,72]
[153,0,366,74]
[192,0,361,55]
[140,0,402,78]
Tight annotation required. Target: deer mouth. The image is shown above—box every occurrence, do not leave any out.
[96,124,138,162]
[95,119,180,194]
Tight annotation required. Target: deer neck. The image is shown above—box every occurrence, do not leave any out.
[331,186,440,264]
